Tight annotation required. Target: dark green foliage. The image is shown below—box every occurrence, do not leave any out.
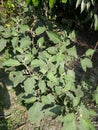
[0,1,98,130]
[25,0,98,31]
[0,19,97,130]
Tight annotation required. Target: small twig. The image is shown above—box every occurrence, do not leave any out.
[23,63,32,76]
[15,123,26,130]
[91,41,98,59]
[94,41,98,51]
[0,114,12,119]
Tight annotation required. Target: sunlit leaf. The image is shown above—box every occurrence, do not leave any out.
[32,0,40,6]
[86,1,90,11]
[49,0,56,9]
[62,113,77,130]
[20,36,31,49]
[9,71,25,87]
[0,39,7,52]
[35,26,46,35]
[46,31,62,44]
[28,102,44,126]
[81,0,86,13]
[3,59,20,66]
[94,14,98,31]
[41,96,51,104]
[25,0,31,5]
[79,104,89,118]
[39,80,46,93]
[25,97,36,104]
[91,0,95,5]
[76,0,82,8]
[19,25,29,33]
[85,49,95,57]
[11,37,19,48]
[62,0,67,4]
[37,37,45,47]
[79,118,95,130]
[47,47,57,54]
[31,59,47,68]
[73,97,80,107]
[24,77,36,95]
[67,46,78,58]
[55,86,62,95]
[80,58,93,72]
[47,72,58,83]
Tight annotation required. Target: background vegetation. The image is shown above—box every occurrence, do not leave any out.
[0,0,98,130]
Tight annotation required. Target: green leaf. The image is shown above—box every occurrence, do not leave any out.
[0,26,4,32]
[32,0,40,6]
[62,0,67,4]
[37,37,45,47]
[73,97,80,107]
[80,58,93,72]
[35,26,46,35]
[25,0,31,5]
[49,0,56,9]
[20,36,31,49]
[47,72,58,83]
[81,0,86,13]
[47,94,55,103]
[67,46,78,58]
[31,59,47,68]
[24,77,36,95]
[79,104,89,119]
[76,0,82,8]
[64,69,75,83]
[94,14,98,31]
[89,109,97,116]
[47,47,57,54]
[93,88,98,104]
[55,86,62,95]
[44,105,60,117]
[69,30,76,40]
[28,102,44,126]
[66,91,75,99]
[75,87,84,99]
[19,25,29,33]
[59,62,65,75]
[32,47,37,55]
[56,53,65,63]
[38,80,46,93]
[2,28,11,38]
[60,40,70,53]
[39,51,51,60]
[25,97,36,104]
[46,31,62,44]
[91,0,95,5]
[63,83,72,92]
[62,113,77,130]
[85,49,95,56]
[9,71,25,87]
[79,118,95,130]
[16,47,24,53]
[41,96,51,104]
[11,37,19,48]
[50,105,61,115]
[3,59,20,67]
[86,1,90,11]
[11,28,18,36]
[24,53,32,64]
[0,39,7,52]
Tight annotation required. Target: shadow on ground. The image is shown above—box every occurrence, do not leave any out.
[0,69,11,130]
